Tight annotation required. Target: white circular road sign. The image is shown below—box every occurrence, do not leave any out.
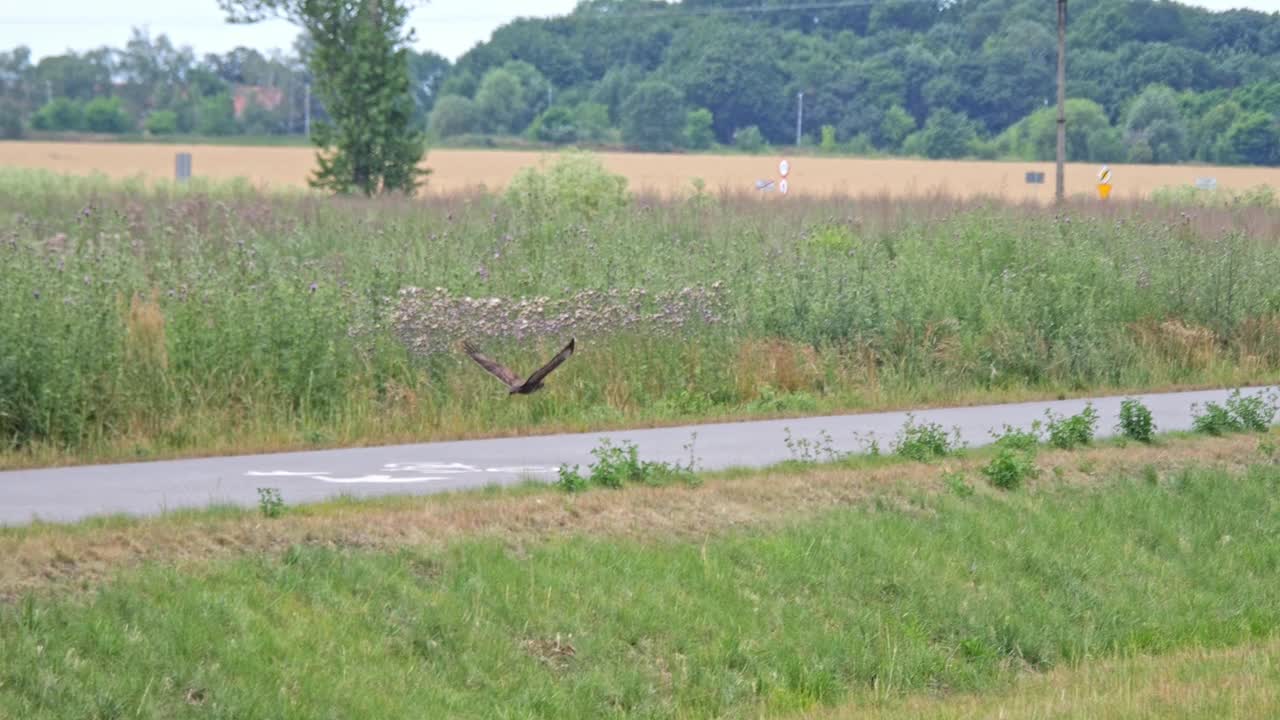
[779,159,790,177]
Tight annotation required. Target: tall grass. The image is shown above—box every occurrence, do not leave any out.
[3,161,1280,465]
[3,463,1279,717]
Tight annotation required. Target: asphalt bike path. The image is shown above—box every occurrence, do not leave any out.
[1,385,1274,525]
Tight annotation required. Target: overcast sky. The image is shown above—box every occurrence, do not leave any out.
[2,0,1278,63]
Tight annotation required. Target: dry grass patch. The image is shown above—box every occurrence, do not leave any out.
[2,431,1272,600]
[799,637,1280,720]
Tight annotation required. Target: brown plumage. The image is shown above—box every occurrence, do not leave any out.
[462,338,575,395]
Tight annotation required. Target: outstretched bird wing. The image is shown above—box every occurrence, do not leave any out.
[521,338,575,389]
[462,341,524,389]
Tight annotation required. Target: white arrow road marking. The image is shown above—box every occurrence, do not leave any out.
[382,462,480,474]
[318,475,446,484]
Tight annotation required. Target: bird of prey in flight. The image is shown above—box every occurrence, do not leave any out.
[462,338,576,395]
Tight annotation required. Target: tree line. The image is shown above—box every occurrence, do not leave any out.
[2,0,1278,167]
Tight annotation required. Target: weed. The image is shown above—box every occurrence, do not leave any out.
[1118,398,1156,443]
[1258,436,1277,462]
[783,427,841,464]
[1190,389,1274,436]
[989,421,1042,451]
[557,437,698,492]
[1045,403,1099,449]
[555,464,588,493]
[942,470,974,497]
[1192,401,1239,436]
[1141,464,1160,485]
[982,447,1038,490]
[256,487,284,518]
[893,415,961,462]
[1225,389,1278,432]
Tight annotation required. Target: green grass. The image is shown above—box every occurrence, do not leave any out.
[810,636,1280,719]
[3,159,1280,468]
[3,461,1280,718]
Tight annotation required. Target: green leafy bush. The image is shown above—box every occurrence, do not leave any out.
[504,151,630,220]
[893,415,960,462]
[1045,403,1099,449]
[1118,399,1156,443]
[982,447,1038,490]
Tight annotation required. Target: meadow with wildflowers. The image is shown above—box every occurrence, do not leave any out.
[2,154,1280,467]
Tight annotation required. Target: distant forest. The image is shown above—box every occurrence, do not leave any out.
[2,0,1278,166]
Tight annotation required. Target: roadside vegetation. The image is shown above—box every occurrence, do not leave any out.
[3,159,1280,468]
[2,425,1279,717]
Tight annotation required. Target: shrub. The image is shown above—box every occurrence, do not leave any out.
[982,447,1038,490]
[504,150,630,220]
[83,97,131,133]
[1045,403,1099,449]
[1225,389,1277,431]
[32,98,84,131]
[684,108,715,150]
[1191,401,1237,436]
[1192,390,1278,436]
[0,99,24,139]
[989,421,1042,451]
[557,438,697,492]
[1118,398,1156,443]
[257,487,284,518]
[732,125,766,153]
[145,110,179,136]
[893,415,960,462]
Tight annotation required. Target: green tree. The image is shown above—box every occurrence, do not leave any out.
[620,80,684,152]
[529,106,577,144]
[195,94,236,135]
[428,95,479,138]
[1223,112,1280,166]
[1125,85,1189,163]
[903,109,978,159]
[221,0,429,195]
[474,67,526,134]
[573,102,611,142]
[0,99,24,139]
[878,105,916,151]
[820,125,838,153]
[732,125,766,153]
[31,98,84,131]
[82,97,131,133]
[1190,100,1240,162]
[1017,99,1123,162]
[683,108,714,150]
[144,109,179,135]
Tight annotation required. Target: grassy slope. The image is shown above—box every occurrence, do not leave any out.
[805,637,1280,719]
[3,166,1280,469]
[3,434,1279,718]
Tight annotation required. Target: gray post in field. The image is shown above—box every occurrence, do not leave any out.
[175,152,192,182]
[795,91,804,147]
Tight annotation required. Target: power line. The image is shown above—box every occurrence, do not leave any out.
[0,1,943,28]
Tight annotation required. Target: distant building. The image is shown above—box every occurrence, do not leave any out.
[232,85,285,118]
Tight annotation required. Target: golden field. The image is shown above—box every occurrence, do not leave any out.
[1,139,1276,200]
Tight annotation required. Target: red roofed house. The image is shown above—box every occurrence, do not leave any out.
[232,85,285,118]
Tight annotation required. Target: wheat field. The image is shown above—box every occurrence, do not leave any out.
[2,140,1274,200]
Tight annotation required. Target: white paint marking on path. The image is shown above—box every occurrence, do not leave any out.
[317,475,446,484]
[382,462,480,474]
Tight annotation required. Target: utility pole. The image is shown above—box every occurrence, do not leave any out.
[1055,0,1067,204]
[795,91,804,147]
[303,82,311,137]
